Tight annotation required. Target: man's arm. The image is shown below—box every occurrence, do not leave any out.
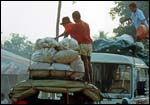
[140,19,146,24]
[137,10,149,29]
[120,18,132,24]
[55,32,69,40]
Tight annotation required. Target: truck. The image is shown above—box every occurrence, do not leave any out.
[9,52,149,104]
[91,53,149,104]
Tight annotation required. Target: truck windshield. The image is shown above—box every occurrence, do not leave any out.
[92,63,131,94]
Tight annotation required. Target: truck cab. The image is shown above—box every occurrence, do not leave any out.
[91,53,149,104]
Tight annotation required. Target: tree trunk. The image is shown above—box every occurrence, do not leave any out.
[56,1,62,41]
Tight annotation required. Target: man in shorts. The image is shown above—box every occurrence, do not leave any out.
[56,11,93,83]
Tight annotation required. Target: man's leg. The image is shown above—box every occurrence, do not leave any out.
[81,55,91,83]
[88,56,93,83]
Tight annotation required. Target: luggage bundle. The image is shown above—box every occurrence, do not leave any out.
[93,34,149,66]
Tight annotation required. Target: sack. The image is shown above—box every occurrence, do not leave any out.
[70,56,85,73]
[31,48,57,63]
[29,62,52,70]
[58,37,79,50]
[34,39,44,50]
[31,49,43,62]
[44,37,59,48]
[54,49,78,64]
[34,37,59,50]
[13,88,37,101]
[51,63,72,71]
[70,56,85,80]
[116,34,134,45]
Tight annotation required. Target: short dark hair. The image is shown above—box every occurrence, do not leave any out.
[72,11,81,20]
[129,2,136,8]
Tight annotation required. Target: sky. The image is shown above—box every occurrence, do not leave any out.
[1,1,120,43]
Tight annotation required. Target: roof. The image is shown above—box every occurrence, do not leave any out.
[1,49,30,66]
[91,53,148,68]
[9,79,102,102]
[1,49,30,74]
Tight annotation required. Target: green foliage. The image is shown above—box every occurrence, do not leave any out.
[72,1,76,5]
[3,33,34,59]
[113,24,136,38]
[110,1,149,36]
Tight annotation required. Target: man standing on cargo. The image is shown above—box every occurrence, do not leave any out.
[56,11,93,83]
[72,11,93,83]
[120,2,149,40]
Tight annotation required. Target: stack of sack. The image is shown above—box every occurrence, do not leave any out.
[31,37,58,70]
[29,37,85,79]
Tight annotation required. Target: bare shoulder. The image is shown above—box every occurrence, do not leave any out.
[82,20,89,26]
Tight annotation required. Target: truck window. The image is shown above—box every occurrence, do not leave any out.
[92,63,131,97]
[136,68,149,96]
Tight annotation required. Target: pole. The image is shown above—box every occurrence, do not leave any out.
[56,1,62,41]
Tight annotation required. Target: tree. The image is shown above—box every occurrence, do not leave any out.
[110,1,149,38]
[72,1,76,4]
[56,1,62,41]
[3,33,34,59]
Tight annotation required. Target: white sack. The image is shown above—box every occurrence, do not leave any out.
[54,49,78,64]
[34,39,44,50]
[29,62,53,70]
[70,56,85,73]
[31,49,43,62]
[51,63,72,71]
[35,37,59,49]
[59,37,79,50]
[44,37,59,48]
[31,48,57,63]
[70,56,85,80]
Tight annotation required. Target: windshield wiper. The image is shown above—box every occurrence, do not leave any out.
[101,92,113,99]
[119,88,129,94]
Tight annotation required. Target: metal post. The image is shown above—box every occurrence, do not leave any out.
[67,93,69,104]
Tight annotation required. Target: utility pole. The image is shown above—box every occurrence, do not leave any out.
[56,1,62,41]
